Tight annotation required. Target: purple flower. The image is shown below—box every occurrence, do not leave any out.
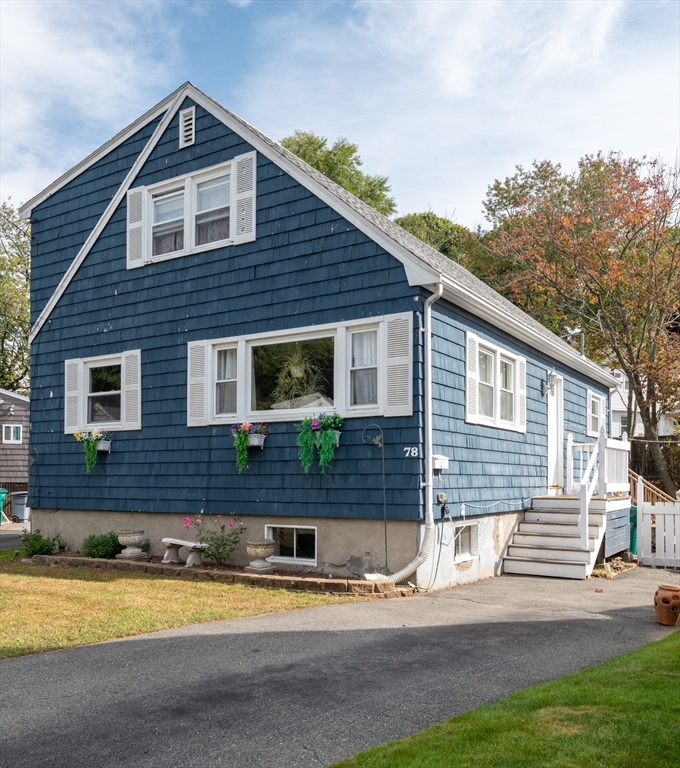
[310,419,320,430]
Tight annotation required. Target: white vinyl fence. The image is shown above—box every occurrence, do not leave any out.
[636,477,680,567]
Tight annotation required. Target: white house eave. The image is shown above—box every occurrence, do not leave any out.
[0,388,30,403]
[440,277,618,388]
[18,86,187,220]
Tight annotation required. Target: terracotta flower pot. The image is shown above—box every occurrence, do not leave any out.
[654,583,680,626]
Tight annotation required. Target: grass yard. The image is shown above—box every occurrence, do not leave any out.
[0,551,348,658]
[330,630,680,768]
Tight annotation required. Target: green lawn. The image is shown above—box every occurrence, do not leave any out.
[331,631,680,768]
[0,554,349,658]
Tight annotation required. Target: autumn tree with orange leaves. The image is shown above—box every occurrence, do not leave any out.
[483,153,680,496]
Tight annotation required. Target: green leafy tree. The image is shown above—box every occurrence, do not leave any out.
[0,201,30,393]
[394,212,481,263]
[483,153,680,495]
[281,131,397,216]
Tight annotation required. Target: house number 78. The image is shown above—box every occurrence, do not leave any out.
[403,447,419,457]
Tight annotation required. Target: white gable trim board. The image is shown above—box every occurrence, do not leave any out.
[22,82,617,391]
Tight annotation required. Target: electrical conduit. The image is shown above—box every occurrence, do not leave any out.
[366,282,444,584]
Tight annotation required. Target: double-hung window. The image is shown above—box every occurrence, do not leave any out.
[186,313,412,426]
[465,332,526,432]
[2,425,22,444]
[127,152,256,269]
[586,390,606,437]
[64,351,142,433]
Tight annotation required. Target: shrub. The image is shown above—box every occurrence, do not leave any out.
[20,529,55,556]
[184,515,245,566]
[81,531,123,559]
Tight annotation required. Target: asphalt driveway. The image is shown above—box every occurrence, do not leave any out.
[1,567,677,768]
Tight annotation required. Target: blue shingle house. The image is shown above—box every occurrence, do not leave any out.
[20,83,631,586]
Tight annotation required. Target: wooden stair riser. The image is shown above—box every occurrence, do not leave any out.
[503,557,588,579]
[531,496,631,513]
[519,522,601,536]
[507,545,591,563]
[512,533,597,550]
[524,511,605,525]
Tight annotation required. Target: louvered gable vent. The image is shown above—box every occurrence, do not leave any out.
[178,106,195,149]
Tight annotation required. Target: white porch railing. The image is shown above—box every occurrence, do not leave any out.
[566,428,631,549]
[637,475,680,567]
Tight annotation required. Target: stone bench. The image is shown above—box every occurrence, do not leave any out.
[161,538,207,568]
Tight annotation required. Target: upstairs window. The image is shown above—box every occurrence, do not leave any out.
[88,362,122,424]
[2,425,22,444]
[126,153,256,269]
[465,332,526,433]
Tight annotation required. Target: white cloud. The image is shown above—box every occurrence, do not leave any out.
[0,0,183,207]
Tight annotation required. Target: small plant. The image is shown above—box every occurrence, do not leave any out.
[20,529,55,556]
[296,413,344,474]
[231,422,269,473]
[74,430,111,473]
[184,514,246,566]
[81,531,123,559]
[140,538,151,553]
[52,533,67,552]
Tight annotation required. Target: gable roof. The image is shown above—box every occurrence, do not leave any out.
[21,83,617,388]
[0,388,29,404]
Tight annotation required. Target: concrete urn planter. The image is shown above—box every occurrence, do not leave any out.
[116,530,146,560]
[245,538,276,573]
[654,583,680,626]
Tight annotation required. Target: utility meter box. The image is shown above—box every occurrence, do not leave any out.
[432,454,450,471]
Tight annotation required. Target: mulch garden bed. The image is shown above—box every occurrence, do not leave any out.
[29,552,415,599]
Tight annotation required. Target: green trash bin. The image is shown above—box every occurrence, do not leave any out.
[629,505,637,556]
[0,489,7,523]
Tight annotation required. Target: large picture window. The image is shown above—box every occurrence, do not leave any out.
[465,332,526,433]
[186,313,413,426]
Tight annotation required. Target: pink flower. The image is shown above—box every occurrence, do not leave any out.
[183,518,191,530]
[311,419,320,430]
[215,515,221,520]
[227,520,233,528]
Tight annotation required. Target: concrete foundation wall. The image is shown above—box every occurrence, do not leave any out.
[416,510,521,589]
[30,508,418,579]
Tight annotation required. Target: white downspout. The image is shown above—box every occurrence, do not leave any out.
[366,282,444,583]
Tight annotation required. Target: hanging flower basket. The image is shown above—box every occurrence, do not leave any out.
[231,422,270,473]
[74,430,112,473]
[296,413,344,474]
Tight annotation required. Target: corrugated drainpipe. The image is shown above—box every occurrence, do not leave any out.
[366,282,444,584]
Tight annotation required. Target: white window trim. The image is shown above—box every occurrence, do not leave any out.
[2,424,22,444]
[127,152,256,269]
[586,390,606,438]
[188,313,412,426]
[64,350,142,434]
[454,521,479,563]
[264,524,318,566]
[466,332,526,433]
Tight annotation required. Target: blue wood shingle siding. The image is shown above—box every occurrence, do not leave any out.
[430,301,610,516]
[29,100,425,519]
[604,507,630,557]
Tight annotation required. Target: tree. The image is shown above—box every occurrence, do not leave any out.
[0,201,30,394]
[280,131,397,216]
[394,212,478,263]
[483,153,680,495]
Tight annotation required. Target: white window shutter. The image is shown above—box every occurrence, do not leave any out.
[187,341,208,426]
[178,107,195,149]
[64,359,81,434]
[384,313,413,417]
[233,151,257,245]
[122,350,142,430]
[465,332,479,424]
[517,356,527,433]
[126,187,145,269]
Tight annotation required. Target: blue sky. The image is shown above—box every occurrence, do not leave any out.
[1,0,678,228]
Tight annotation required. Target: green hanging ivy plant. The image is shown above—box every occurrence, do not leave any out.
[296,413,344,474]
[231,422,269,473]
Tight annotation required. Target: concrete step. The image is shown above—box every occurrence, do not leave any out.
[512,532,597,549]
[507,544,591,563]
[503,556,588,579]
[525,510,605,525]
[519,522,601,536]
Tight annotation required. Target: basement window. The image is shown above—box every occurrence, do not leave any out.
[454,522,479,563]
[265,525,317,566]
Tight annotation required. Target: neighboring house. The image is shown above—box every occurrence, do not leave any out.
[0,388,30,518]
[19,83,625,586]
[610,370,678,439]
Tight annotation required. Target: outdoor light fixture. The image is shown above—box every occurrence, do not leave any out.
[543,369,557,397]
